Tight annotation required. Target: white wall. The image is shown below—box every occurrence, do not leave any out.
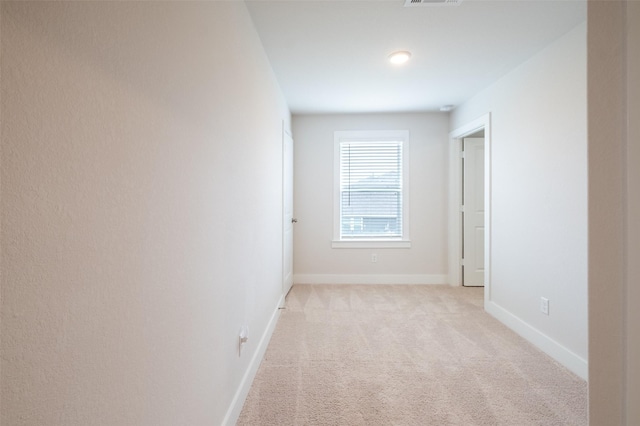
[450,23,587,378]
[1,2,289,425]
[292,113,449,285]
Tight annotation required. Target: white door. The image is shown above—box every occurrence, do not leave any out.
[463,138,485,286]
[282,129,294,297]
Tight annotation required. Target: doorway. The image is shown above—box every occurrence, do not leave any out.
[462,135,485,286]
[448,114,491,301]
[282,125,294,300]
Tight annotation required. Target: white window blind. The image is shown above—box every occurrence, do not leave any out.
[339,140,403,239]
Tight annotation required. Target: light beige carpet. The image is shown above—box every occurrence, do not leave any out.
[238,285,587,425]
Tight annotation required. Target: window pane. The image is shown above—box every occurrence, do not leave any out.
[340,141,403,239]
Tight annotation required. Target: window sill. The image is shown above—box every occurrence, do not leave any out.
[331,240,411,249]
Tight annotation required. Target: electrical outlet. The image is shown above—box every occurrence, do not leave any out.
[371,253,378,263]
[239,325,249,356]
[540,297,549,315]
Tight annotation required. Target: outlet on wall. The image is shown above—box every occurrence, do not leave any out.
[540,297,549,315]
[371,253,378,263]
[238,325,249,356]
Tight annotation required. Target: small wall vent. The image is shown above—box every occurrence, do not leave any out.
[404,0,462,6]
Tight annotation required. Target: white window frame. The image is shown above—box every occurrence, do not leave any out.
[332,130,410,249]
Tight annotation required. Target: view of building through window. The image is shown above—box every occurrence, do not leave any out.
[339,140,404,239]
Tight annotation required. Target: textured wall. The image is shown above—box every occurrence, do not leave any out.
[292,113,449,284]
[1,2,289,424]
[451,23,588,374]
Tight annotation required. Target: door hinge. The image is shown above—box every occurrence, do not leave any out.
[461,259,465,266]
[460,205,465,213]
[461,151,465,159]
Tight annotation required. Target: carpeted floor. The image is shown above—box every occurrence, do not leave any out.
[237,284,587,425]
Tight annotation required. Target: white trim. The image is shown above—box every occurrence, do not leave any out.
[222,294,284,426]
[331,240,411,249]
[486,300,588,380]
[293,274,448,285]
[448,113,492,303]
[333,130,410,243]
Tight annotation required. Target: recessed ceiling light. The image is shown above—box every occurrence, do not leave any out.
[440,105,454,112]
[389,51,411,65]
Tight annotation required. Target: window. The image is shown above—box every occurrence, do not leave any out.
[333,130,410,248]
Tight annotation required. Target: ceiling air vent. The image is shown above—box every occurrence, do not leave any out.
[404,0,462,6]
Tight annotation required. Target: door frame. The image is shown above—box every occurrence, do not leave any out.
[448,113,492,300]
[282,122,294,302]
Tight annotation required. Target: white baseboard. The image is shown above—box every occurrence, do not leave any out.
[293,274,448,285]
[485,300,588,380]
[222,294,284,426]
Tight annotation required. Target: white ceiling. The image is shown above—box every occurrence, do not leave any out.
[246,0,586,114]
